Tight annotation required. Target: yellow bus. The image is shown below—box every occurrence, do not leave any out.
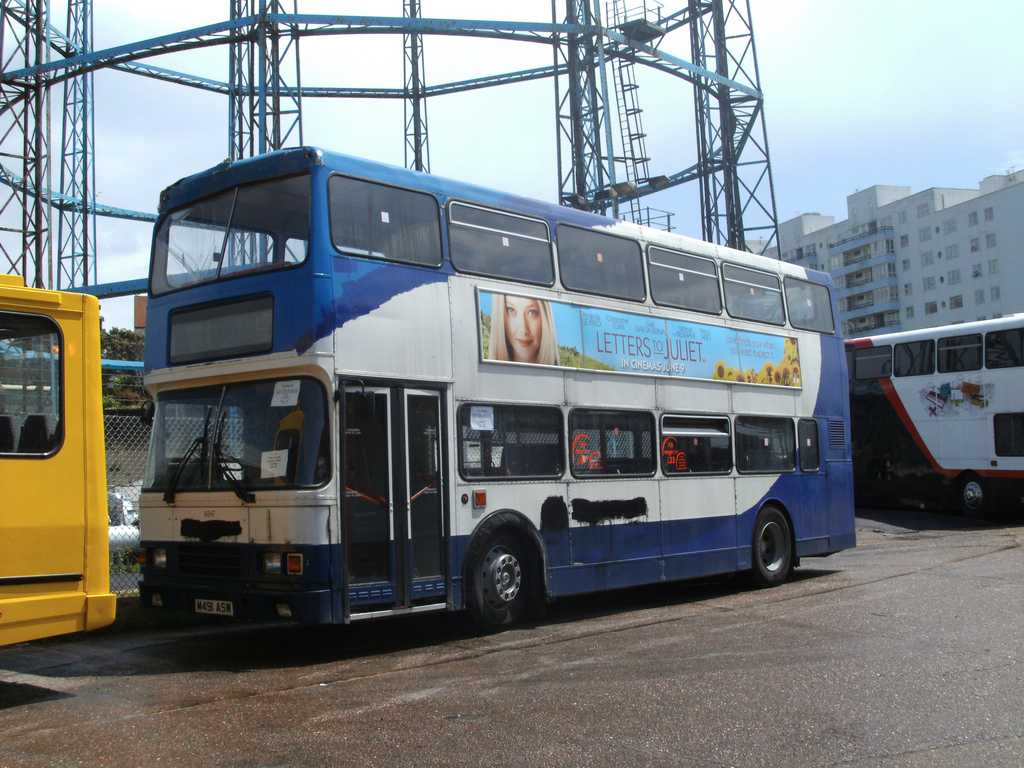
[0,275,115,644]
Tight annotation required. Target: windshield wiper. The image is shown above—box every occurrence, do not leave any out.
[163,407,212,505]
[212,411,255,504]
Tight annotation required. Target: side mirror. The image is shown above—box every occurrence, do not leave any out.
[140,400,155,425]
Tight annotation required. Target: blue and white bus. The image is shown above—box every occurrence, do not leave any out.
[138,148,855,631]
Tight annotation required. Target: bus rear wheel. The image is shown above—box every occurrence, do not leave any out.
[749,505,793,588]
[466,531,529,633]
[956,474,988,518]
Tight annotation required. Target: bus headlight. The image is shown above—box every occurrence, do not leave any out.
[152,548,167,568]
[263,552,283,574]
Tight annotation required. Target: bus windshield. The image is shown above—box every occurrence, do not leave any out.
[151,173,311,296]
[144,378,329,495]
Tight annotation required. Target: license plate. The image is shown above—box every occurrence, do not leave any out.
[195,599,234,616]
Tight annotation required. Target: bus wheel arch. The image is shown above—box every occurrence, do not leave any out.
[748,502,795,589]
[463,510,546,632]
[956,472,988,518]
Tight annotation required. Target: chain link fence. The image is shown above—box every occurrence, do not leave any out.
[103,366,150,593]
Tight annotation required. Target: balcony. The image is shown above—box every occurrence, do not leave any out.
[828,225,895,256]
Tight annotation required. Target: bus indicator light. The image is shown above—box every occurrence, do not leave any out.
[473,490,487,508]
[286,553,303,575]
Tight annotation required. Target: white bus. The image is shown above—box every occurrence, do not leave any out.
[848,315,1024,517]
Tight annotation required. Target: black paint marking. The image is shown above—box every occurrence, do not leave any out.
[570,497,648,526]
[540,496,570,531]
[180,519,243,542]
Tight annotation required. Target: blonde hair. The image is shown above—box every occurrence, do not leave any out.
[488,293,559,366]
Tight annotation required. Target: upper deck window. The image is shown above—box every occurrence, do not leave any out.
[723,265,785,326]
[556,225,645,302]
[449,202,553,286]
[893,340,935,376]
[152,173,310,297]
[784,277,835,334]
[329,175,442,268]
[937,334,982,373]
[985,327,1024,369]
[647,247,721,315]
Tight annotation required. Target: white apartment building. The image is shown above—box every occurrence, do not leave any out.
[772,171,1024,338]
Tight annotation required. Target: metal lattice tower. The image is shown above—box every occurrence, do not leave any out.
[689,0,778,253]
[1,0,51,287]
[56,0,95,288]
[607,0,665,226]
[555,0,615,215]
[230,0,303,160]
[0,1,780,293]
[403,0,429,172]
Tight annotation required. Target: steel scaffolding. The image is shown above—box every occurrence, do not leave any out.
[0,0,779,293]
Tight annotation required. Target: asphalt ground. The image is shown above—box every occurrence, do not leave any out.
[1,508,1021,768]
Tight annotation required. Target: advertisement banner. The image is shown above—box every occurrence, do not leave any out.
[478,290,801,387]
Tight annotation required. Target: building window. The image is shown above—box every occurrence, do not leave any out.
[975,289,985,304]
[968,211,978,226]
[904,283,913,296]
[900,234,909,248]
[917,202,930,218]
[902,258,911,272]
[986,233,997,248]
[970,237,980,252]
[991,286,1001,301]
[919,227,931,242]
[984,207,994,222]
[923,276,936,291]
[905,305,915,319]
[989,259,999,274]
[925,301,938,315]
[885,238,895,254]
[943,219,957,234]
[921,251,934,267]
[972,263,983,278]
[946,243,960,259]
[898,210,908,225]
[950,295,963,309]
[948,269,961,285]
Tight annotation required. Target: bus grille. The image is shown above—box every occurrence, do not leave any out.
[178,544,243,578]
[829,420,846,449]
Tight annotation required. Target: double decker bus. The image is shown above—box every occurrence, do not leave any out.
[138,148,854,631]
[848,316,1024,517]
[1,275,115,645]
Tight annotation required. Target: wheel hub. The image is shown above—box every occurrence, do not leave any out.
[758,520,786,573]
[481,546,521,609]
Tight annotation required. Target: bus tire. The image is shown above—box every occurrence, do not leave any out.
[956,473,987,518]
[748,505,793,588]
[466,530,529,633]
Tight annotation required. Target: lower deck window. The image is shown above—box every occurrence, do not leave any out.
[458,404,563,479]
[660,415,732,474]
[735,416,796,473]
[994,412,1024,456]
[570,409,655,477]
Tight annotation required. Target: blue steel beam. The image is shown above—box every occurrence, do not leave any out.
[71,278,148,298]
[1,16,752,100]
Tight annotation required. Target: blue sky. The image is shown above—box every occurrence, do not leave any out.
[85,0,1024,328]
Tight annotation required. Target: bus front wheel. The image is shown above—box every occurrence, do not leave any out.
[466,531,529,633]
[749,505,793,588]
[957,474,987,518]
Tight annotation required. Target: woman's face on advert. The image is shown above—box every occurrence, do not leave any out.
[504,296,543,362]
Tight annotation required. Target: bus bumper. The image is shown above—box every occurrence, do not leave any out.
[139,581,335,624]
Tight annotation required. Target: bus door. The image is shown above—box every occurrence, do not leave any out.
[343,386,446,617]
